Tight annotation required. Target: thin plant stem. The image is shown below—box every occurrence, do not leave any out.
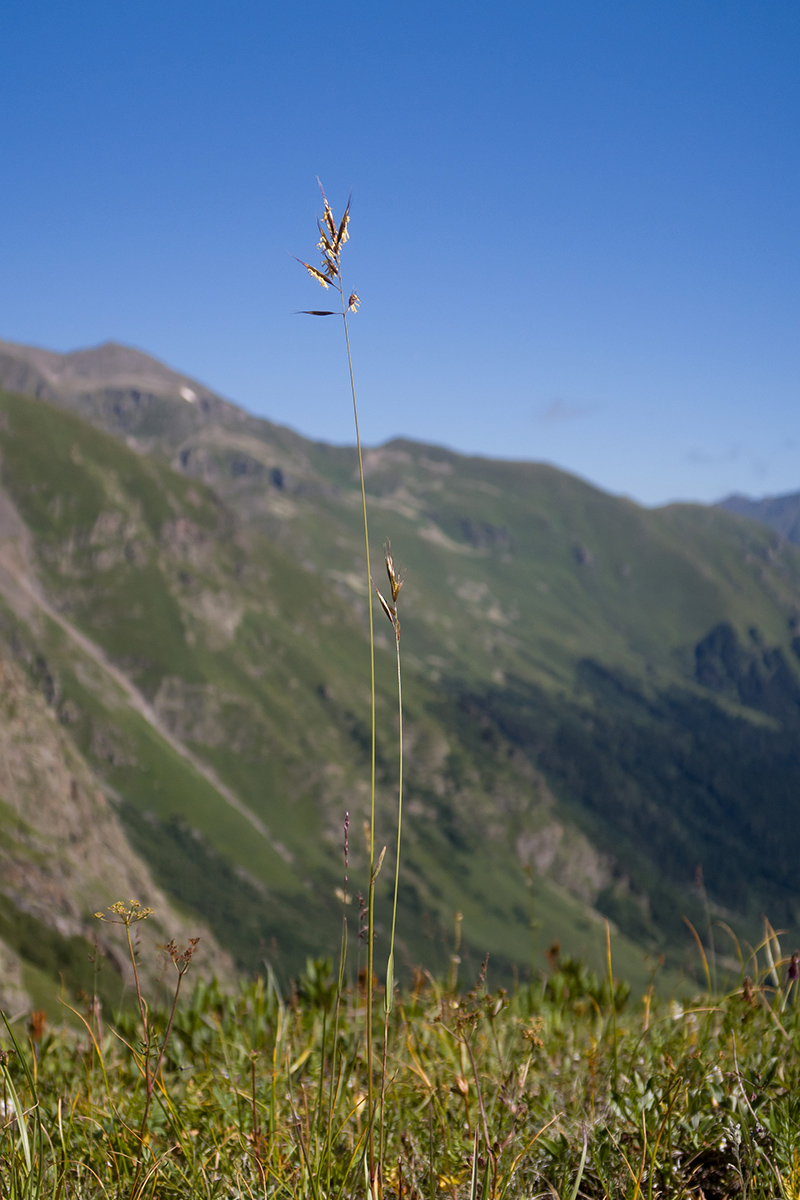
[386,623,404,1010]
[377,552,404,1183]
[124,922,150,1092]
[131,950,194,1199]
[326,814,350,1197]
[338,264,378,1198]
[606,919,618,1091]
[379,1010,390,1193]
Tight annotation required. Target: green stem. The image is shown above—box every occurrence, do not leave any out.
[340,284,377,1194]
[380,608,404,1185]
[131,967,187,1199]
[386,626,403,1012]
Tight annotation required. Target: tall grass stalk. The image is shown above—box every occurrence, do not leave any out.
[374,542,405,1016]
[296,181,380,1194]
[374,543,405,1179]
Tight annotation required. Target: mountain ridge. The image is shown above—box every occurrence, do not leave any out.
[719,489,800,544]
[1,335,800,1002]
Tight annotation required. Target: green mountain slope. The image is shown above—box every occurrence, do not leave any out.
[2,339,800,996]
[0,384,645,988]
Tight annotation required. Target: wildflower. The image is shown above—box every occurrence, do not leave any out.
[95,899,154,925]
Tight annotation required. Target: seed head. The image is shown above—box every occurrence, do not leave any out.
[373,542,405,635]
[384,542,404,605]
[295,182,359,313]
[164,936,200,976]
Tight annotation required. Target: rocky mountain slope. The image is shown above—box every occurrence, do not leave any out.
[2,337,800,1000]
[0,600,230,1016]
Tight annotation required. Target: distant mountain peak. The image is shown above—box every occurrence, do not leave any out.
[718,490,800,545]
[0,336,221,403]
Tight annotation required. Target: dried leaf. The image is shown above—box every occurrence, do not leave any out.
[296,310,338,317]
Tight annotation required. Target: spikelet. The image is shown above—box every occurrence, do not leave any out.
[318,179,338,242]
[336,196,351,249]
[294,258,331,289]
[384,541,404,604]
[375,586,395,625]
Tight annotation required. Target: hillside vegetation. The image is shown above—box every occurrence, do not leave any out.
[0,339,799,1002]
[3,927,800,1199]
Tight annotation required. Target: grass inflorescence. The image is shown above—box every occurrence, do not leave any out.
[296,181,407,1198]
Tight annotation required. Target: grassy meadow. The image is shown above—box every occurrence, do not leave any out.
[2,919,800,1199]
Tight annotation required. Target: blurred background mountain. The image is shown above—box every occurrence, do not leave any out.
[1,338,799,1008]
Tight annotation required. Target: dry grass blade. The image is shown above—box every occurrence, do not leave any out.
[682,914,712,995]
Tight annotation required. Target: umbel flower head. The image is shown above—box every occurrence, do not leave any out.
[95,899,154,925]
[295,180,360,316]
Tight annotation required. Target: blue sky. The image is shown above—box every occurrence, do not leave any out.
[0,2,798,505]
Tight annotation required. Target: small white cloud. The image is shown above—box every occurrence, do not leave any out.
[685,444,740,466]
[538,397,597,423]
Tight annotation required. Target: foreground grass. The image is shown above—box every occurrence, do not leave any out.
[2,939,800,1200]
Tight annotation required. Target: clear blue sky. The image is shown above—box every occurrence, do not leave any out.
[1,1,798,505]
